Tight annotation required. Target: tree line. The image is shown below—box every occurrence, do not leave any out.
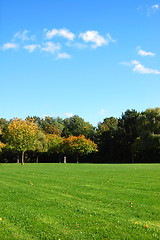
[0,107,160,164]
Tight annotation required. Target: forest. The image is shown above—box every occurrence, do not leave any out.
[0,107,160,164]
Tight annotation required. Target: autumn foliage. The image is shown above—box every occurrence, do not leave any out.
[5,118,40,164]
[0,129,5,152]
[1,118,98,164]
[0,108,159,164]
[0,141,5,152]
[63,135,98,162]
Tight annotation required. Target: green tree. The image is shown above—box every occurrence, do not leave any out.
[62,115,96,140]
[96,110,140,163]
[97,117,118,134]
[118,110,140,141]
[96,117,119,162]
[46,134,64,162]
[0,118,8,132]
[33,131,48,163]
[136,108,160,160]
[118,109,140,162]
[26,116,64,135]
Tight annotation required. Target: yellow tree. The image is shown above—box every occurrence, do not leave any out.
[5,118,40,165]
[63,135,98,163]
[0,129,5,152]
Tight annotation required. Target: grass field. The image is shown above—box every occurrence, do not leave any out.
[0,163,159,240]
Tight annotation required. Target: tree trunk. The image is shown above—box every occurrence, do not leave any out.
[36,155,39,163]
[21,151,25,165]
[64,156,66,163]
[76,154,79,163]
[17,155,19,163]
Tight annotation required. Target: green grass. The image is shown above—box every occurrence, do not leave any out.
[0,163,159,240]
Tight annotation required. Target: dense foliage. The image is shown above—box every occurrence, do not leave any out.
[62,135,98,163]
[4,118,40,164]
[0,107,160,163]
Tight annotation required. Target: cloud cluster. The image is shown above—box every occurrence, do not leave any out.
[1,28,115,59]
[122,46,160,75]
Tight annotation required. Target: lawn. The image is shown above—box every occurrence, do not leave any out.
[0,163,159,240]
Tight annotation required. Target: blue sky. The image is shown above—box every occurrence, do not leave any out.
[1,0,160,126]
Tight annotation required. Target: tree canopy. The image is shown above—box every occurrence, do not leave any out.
[4,118,41,164]
[0,108,159,163]
[63,135,98,163]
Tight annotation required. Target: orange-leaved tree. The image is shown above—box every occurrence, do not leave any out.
[63,135,98,163]
[5,118,40,165]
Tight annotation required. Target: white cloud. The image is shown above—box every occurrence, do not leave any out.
[79,31,115,48]
[131,60,160,74]
[106,33,116,44]
[45,28,75,41]
[120,61,133,66]
[137,47,155,57]
[148,4,160,15]
[2,28,116,57]
[41,42,61,54]
[56,52,71,59]
[1,43,19,50]
[24,44,41,53]
[151,4,159,9]
[121,60,160,74]
[99,109,107,116]
[79,30,107,48]
[64,112,73,118]
[138,4,160,15]
[14,30,35,41]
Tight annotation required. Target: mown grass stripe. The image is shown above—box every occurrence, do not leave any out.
[0,163,159,240]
